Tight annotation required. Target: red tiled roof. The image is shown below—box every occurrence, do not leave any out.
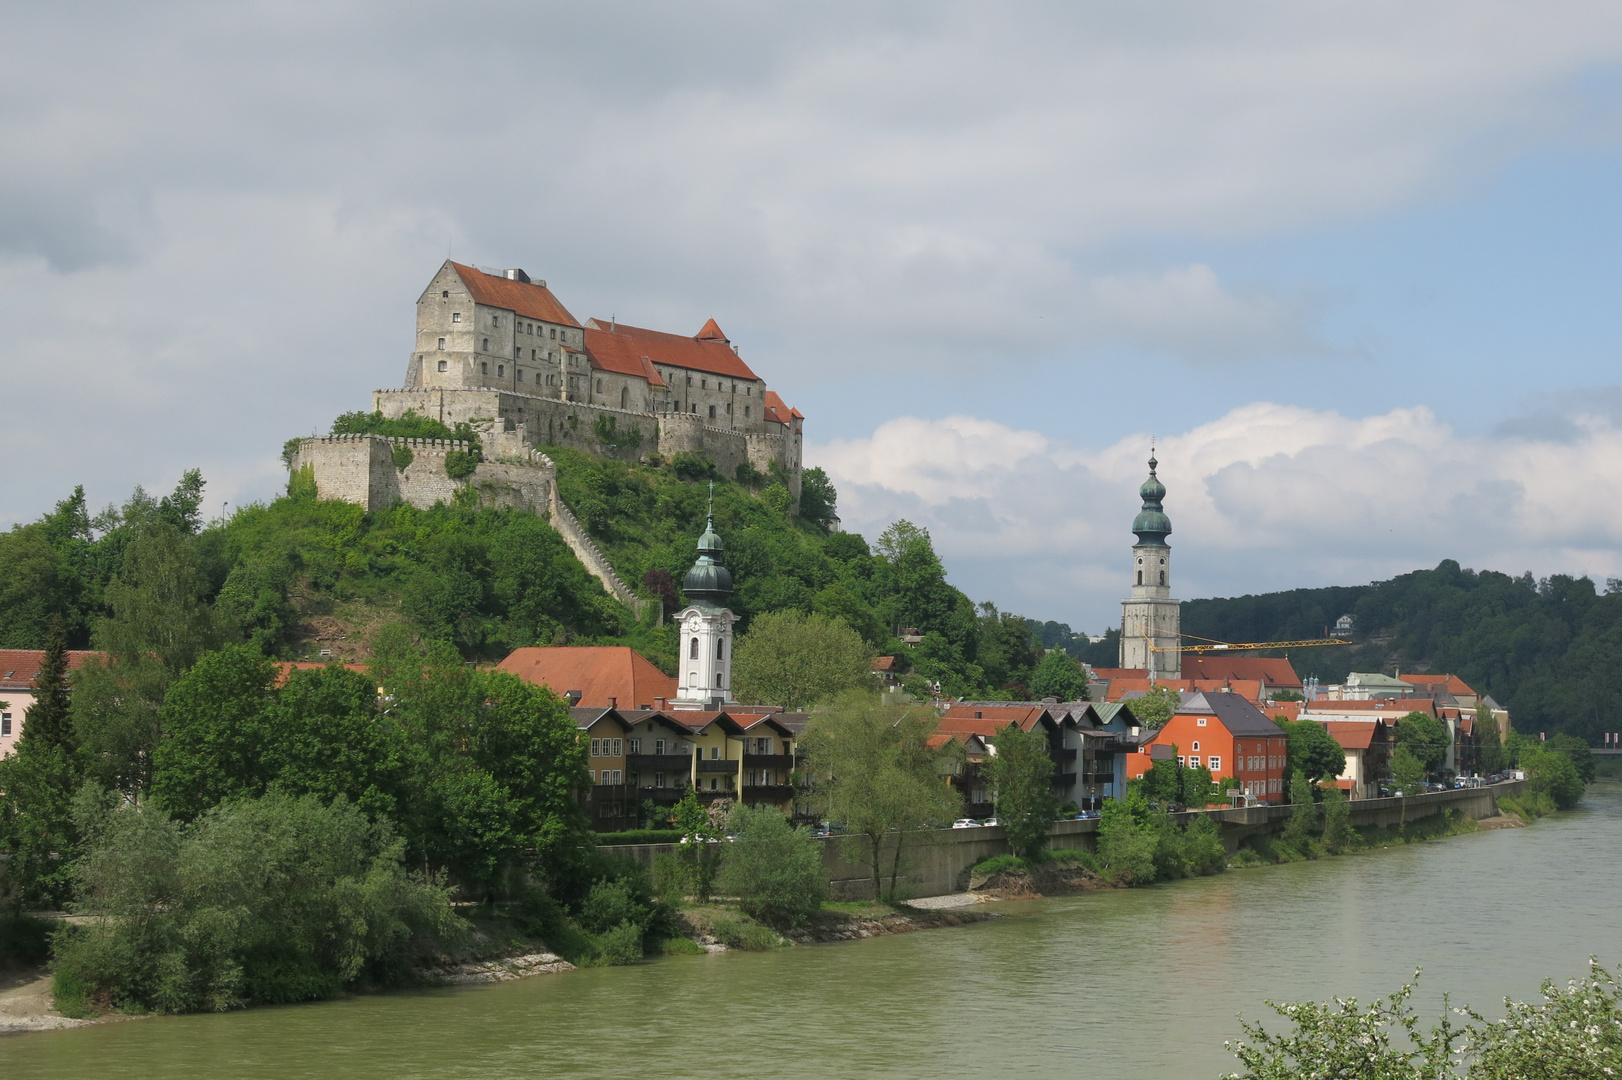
[1320,721,1383,751]
[1181,656,1302,689]
[1105,678,1262,703]
[1088,667,1146,681]
[938,705,1051,734]
[761,390,801,426]
[450,263,579,327]
[872,656,896,672]
[584,319,761,382]
[696,318,728,342]
[0,650,104,690]
[1267,701,1303,723]
[498,647,676,709]
[1398,673,1477,697]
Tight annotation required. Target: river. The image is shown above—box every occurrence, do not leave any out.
[4,784,1620,1079]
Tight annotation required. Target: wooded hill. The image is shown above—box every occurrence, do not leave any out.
[1180,560,1620,743]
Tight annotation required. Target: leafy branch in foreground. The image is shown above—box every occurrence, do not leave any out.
[1225,960,1622,1080]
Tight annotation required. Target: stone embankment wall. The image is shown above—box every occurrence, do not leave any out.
[603,781,1530,902]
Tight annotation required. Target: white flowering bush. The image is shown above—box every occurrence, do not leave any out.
[1225,961,1622,1080]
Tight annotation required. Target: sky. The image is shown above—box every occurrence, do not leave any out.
[6,1,1622,633]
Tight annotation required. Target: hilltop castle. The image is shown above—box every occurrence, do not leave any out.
[288,261,807,615]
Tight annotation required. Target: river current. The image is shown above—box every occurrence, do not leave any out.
[5,784,1620,1080]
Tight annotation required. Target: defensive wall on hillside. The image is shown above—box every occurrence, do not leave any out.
[373,386,800,500]
[602,781,1529,901]
[290,435,643,615]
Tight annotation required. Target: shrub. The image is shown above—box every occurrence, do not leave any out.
[577,879,642,935]
[54,789,461,1014]
[1320,785,1358,853]
[716,805,828,930]
[1181,815,1227,876]
[596,829,685,847]
[970,854,1028,877]
[0,912,53,967]
[513,888,596,963]
[391,444,414,470]
[1523,745,1584,810]
[443,450,479,480]
[1097,798,1156,884]
[594,921,645,965]
[711,915,782,951]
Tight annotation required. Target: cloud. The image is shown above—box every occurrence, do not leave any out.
[810,394,1622,630]
[1082,264,1325,362]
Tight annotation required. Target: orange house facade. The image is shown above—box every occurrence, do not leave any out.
[1124,691,1288,803]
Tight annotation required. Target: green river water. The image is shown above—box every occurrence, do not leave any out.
[5,785,1620,1079]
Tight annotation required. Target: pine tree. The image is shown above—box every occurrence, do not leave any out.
[25,614,74,752]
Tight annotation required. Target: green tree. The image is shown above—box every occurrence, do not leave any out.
[1394,711,1450,775]
[799,693,960,900]
[1521,744,1584,810]
[1277,771,1320,856]
[717,805,828,929]
[1029,649,1089,701]
[670,787,724,901]
[1278,719,1347,783]
[151,644,279,816]
[1320,784,1356,853]
[732,610,873,710]
[797,467,839,532]
[1390,745,1426,790]
[55,788,461,1013]
[1543,733,1596,784]
[1474,704,1507,774]
[1131,686,1181,729]
[1096,790,1156,884]
[989,724,1058,859]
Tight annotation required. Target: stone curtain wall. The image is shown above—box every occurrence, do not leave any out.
[602,782,1530,901]
[546,495,645,617]
[374,387,797,487]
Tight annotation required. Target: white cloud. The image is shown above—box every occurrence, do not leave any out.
[810,397,1622,630]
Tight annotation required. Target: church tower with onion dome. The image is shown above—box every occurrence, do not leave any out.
[1119,452,1182,681]
[671,501,740,710]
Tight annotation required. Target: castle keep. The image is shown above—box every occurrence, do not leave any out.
[289,261,806,615]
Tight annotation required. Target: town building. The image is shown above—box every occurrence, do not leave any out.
[1317,719,1392,799]
[935,700,1139,812]
[497,646,677,710]
[1118,454,1181,681]
[1180,656,1303,700]
[0,649,102,759]
[1124,691,1289,804]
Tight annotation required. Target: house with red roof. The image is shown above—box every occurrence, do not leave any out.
[1181,656,1303,700]
[1124,691,1289,804]
[0,649,103,759]
[498,646,677,711]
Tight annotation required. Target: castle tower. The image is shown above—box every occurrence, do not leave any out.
[671,505,739,710]
[1119,453,1181,682]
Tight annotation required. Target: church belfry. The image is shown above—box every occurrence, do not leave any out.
[671,499,739,710]
[1119,453,1182,681]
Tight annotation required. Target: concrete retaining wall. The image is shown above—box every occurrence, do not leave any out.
[601,782,1529,901]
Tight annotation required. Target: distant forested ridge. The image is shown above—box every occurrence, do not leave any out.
[1183,559,1622,742]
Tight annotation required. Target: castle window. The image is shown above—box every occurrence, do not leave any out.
[701,379,707,389]
[483,338,489,350]
[437,337,445,350]
[747,386,752,396]
[437,360,448,372]
[492,315,499,327]
[708,405,716,419]
[481,363,488,374]
[620,387,628,408]
[442,290,449,297]
[726,403,732,414]
[497,365,504,377]
[596,379,603,393]
[514,347,520,359]
[745,406,750,418]
[452,312,461,322]
[550,328,556,340]
[687,375,692,385]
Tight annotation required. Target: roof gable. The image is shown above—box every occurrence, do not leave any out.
[449,262,579,327]
[1175,691,1282,737]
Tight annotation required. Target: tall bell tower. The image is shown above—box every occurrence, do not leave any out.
[1119,452,1181,681]
[671,500,739,710]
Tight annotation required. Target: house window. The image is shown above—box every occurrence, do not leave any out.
[628,739,641,754]
[654,739,666,755]
[710,778,718,790]
[1177,756,1185,768]
[1209,756,1221,772]
[590,739,601,756]
[1196,718,1207,727]
[1,713,9,736]
[588,770,596,783]
[1188,756,1201,769]
[513,347,520,358]
[690,637,699,659]
[1191,741,1200,752]
[710,746,720,760]
[612,739,622,756]
[437,337,446,349]
[656,772,666,788]
[442,290,449,297]
[452,312,461,322]
[437,360,448,372]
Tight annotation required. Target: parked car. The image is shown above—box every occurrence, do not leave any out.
[979,817,1000,827]
[951,818,979,829]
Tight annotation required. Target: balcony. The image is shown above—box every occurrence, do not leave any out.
[742,785,795,801]
[1049,748,1078,763]
[1050,772,1078,787]
[1083,772,1116,785]
[742,753,795,770]
[627,754,690,772]
[696,758,737,774]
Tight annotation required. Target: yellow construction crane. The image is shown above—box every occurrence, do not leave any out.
[1142,631,1352,654]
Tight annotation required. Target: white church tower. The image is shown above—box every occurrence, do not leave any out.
[671,506,739,710]
[1119,452,1182,682]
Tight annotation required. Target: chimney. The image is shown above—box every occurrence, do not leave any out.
[655,696,667,711]
[608,696,617,708]
[504,268,530,283]
[566,690,582,706]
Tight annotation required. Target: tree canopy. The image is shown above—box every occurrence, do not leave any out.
[731,610,873,711]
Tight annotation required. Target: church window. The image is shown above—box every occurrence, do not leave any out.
[1136,571,1142,585]
[437,360,448,372]
[452,312,461,322]
[1159,572,1166,585]
[690,637,699,660]
[716,639,725,660]
[716,674,724,689]
[437,337,445,350]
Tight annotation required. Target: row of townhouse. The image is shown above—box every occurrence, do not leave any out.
[933,700,1144,814]
[572,706,805,830]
